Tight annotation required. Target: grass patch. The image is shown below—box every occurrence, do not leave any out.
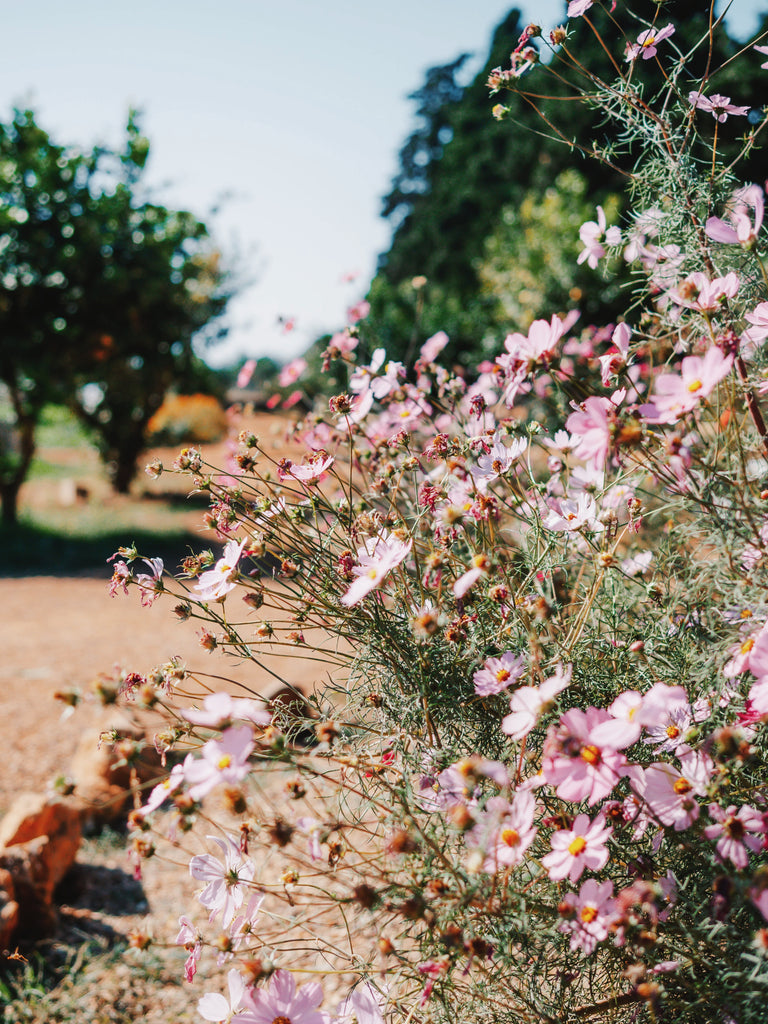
[35,405,97,449]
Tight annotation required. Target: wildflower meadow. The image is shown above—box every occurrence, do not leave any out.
[106,4,768,1022]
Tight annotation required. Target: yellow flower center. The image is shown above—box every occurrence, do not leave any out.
[673,777,692,795]
[741,637,756,655]
[367,567,380,579]
[580,745,601,766]
[687,378,703,393]
[568,836,587,856]
[501,828,520,847]
[580,905,598,923]
[217,755,232,770]
[666,725,680,739]
[496,669,511,683]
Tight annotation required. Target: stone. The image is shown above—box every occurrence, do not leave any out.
[0,792,82,887]
[0,836,58,938]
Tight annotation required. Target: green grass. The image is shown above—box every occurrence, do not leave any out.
[35,405,97,449]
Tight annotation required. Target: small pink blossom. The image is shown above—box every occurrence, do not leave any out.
[238,968,325,1024]
[198,968,249,1022]
[196,539,247,602]
[176,915,202,982]
[341,530,412,607]
[642,347,733,424]
[559,878,617,955]
[473,650,525,696]
[420,330,449,363]
[599,322,632,385]
[336,981,386,1024]
[706,185,765,246]
[236,359,257,389]
[134,557,164,607]
[669,271,739,312]
[568,0,593,15]
[542,812,612,883]
[182,693,271,728]
[704,804,764,869]
[501,664,571,740]
[544,707,628,805]
[189,833,255,928]
[347,299,370,324]
[635,754,710,831]
[278,357,307,387]
[468,791,538,872]
[183,725,254,801]
[689,91,750,122]
[566,395,614,469]
[577,206,622,269]
[625,23,675,62]
[544,493,603,534]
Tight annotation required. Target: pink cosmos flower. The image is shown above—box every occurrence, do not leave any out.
[347,299,370,324]
[542,812,612,883]
[568,0,593,15]
[566,395,614,469]
[469,791,538,872]
[543,493,603,534]
[599,323,632,386]
[341,530,412,607]
[236,359,257,389]
[420,330,449,364]
[183,725,255,801]
[501,664,571,740]
[198,968,249,1022]
[134,557,164,607]
[189,833,255,928]
[689,91,750,122]
[196,539,247,602]
[140,758,189,813]
[742,301,768,359]
[642,347,733,424]
[278,451,335,484]
[703,804,764,870]
[635,753,710,831]
[237,969,325,1024]
[452,554,490,599]
[559,878,617,955]
[472,434,528,489]
[544,707,628,805]
[669,271,739,312]
[577,206,622,269]
[182,693,271,728]
[706,185,765,246]
[177,915,202,982]
[336,982,386,1024]
[278,357,308,387]
[625,23,675,61]
[473,650,526,696]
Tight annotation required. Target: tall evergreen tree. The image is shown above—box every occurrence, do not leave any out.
[366,2,767,367]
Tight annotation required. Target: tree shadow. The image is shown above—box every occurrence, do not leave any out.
[0,523,206,578]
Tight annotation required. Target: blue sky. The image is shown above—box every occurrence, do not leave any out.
[1,1,763,367]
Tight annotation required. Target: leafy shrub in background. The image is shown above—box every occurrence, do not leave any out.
[104,5,768,1023]
[146,394,228,447]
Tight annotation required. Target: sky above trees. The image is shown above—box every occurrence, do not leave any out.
[1,1,761,367]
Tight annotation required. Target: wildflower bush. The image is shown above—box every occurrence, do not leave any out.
[107,5,768,1022]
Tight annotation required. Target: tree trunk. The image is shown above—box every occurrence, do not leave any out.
[0,392,37,527]
[0,481,20,525]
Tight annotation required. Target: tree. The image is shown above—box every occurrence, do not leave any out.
[367,2,767,367]
[0,110,232,522]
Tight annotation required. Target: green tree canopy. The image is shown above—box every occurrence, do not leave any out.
[0,109,232,521]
